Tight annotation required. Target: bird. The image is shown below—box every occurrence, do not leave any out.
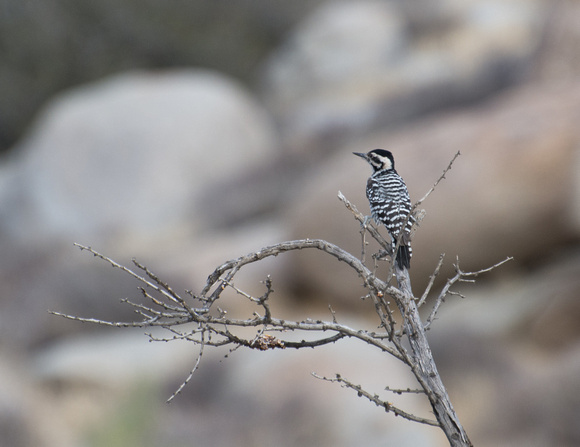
[353,149,414,269]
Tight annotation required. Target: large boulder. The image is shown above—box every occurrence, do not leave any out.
[0,69,277,246]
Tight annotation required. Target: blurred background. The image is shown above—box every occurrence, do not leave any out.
[1,0,579,446]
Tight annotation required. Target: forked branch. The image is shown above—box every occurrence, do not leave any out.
[52,151,509,446]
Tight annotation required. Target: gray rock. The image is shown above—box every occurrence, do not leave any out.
[526,0,580,83]
[0,69,278,246]
[0,351,44,447]
[429,252,580,446]
[261,0,544,154]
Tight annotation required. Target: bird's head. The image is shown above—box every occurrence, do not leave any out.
[353,149,395,173]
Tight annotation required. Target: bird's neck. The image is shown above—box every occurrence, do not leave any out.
[373,168,396,176]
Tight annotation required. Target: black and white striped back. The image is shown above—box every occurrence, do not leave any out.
[366,165,413,269]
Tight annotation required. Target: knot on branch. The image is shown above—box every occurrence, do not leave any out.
[250,334,285,350]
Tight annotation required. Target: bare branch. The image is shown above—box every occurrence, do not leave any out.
[460,256,514,277]
[311,373,439,427]
[48,311,171,328]
[73,243,197,315]
[52,151,508,447]
[338,191,391,251]
[167,338,205,403]
[414,151,461,209]
[418,254,446,307]
[424,256,513,330]
[385,386,426,395]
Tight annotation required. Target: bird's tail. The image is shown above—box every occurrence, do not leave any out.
[395,244,411,270]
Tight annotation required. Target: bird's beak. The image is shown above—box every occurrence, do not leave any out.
[353,152,368,160]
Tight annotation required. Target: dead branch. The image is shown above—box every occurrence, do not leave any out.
[51,151,509,447]
[311,372,439,427]
[424,256,513,331]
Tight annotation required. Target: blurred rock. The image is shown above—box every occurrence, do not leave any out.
[428,251,580,446]
[0,354,41,447]
[0,69,277,246]
[261,0,544,154]
[517,252,580,351]
[282,81,580,305]
[34,328,195,387]
[531,0,580,83]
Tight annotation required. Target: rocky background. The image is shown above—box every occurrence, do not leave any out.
[1,1,580,446]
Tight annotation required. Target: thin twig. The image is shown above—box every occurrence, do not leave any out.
[424,256,513,330]
[167,337,205,403]
[385,386,426,395]
[311,373,439,427]
[73,243,196,315]
[338,191,391,251]
[417,254,446,307]
[413,151,461,209]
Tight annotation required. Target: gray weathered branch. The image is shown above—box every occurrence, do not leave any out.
[51,151,509,446]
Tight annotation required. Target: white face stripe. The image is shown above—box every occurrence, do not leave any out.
[369,153,393,170]
[377,154,392,170]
